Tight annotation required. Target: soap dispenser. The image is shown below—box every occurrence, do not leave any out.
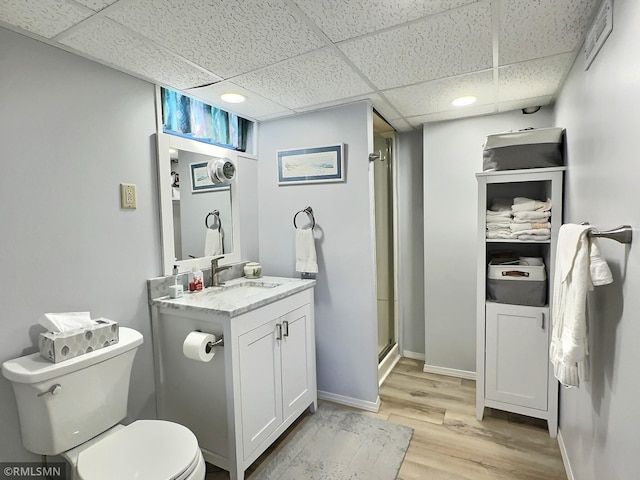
[169,265,183,298]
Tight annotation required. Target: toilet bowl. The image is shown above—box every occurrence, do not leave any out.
[63,421,206,480]
[2,327,205,480]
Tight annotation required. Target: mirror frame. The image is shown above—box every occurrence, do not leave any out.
[156,132,241,275]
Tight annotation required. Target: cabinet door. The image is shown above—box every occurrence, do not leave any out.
[238,319,283,460]
[485,303,549,410]
[280,305,313,421]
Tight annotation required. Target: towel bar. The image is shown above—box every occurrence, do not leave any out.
[584,223,633,244]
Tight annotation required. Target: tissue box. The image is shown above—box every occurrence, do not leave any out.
[39,318,119,363]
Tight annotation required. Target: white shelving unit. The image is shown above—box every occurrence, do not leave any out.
[475,167,565,437]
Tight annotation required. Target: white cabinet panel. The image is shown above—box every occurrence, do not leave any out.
[280,305,312,421]
[485,303,548,410]
[239,319,282,459]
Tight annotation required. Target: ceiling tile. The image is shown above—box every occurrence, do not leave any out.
[106,0,326,79]
[187,81,294,121]
[339,2,492,90]
[60,17,221,90]
[232,48,373,109]
[498,53,574,103]
[383,70,494,118]
[499,0,599,65]
[406,103,496,125]
[74,0,118,12]
[294,0,477,42]
[0,0,92,38]
[497,95,554,113]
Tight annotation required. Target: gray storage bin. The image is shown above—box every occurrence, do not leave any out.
[483,127,565,171]
[487,260,547,306]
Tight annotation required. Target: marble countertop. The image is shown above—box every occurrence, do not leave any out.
[150,276,315,317]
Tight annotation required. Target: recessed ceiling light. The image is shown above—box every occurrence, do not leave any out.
[451,96,477,107]
[220,93,246,104]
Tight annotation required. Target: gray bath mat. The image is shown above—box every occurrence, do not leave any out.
[252,402,413,480]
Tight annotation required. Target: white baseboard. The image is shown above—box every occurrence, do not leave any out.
[422,363,476,380]
[317,390,381,413]
[379,344,401,386]
[402,350,425,361]
[557,429,575,480]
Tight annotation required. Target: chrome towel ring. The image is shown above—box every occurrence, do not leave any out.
[205,210,221,229]
[294,206,315,229]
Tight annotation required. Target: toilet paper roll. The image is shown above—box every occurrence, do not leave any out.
[183,331,216,362]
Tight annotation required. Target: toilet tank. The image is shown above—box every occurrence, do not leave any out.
[1,327,143,455]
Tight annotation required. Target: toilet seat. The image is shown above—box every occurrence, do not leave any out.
[76,420,202,480]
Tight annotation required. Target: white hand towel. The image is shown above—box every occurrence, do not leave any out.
[295,228,318,273]
[589,240,613,286]
[205,228,223,256]
[39,312,96,333]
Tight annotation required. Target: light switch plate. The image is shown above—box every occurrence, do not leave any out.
[120,183,137,209]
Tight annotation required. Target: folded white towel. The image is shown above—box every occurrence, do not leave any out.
[486,210,512,218]
[512,211,551,222]
[487,223,512,230]
[295,228,318,273]
[486,230,512,239]
[511,228,551,237]
[205,227,224,256]
[512,197,552,213]
[515,233,551,241]
[510,222,551,232]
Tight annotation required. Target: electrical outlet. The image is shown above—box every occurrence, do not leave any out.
[120,183,137,209]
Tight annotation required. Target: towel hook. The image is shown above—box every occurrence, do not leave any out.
[582,222,633,244]
[293,206,315,230]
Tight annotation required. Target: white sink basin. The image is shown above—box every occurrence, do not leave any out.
[206,280,282,301]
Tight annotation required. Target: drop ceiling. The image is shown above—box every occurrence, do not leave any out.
[1,0,599,131]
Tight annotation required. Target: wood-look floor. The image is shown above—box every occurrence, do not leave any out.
[206,358,567,480]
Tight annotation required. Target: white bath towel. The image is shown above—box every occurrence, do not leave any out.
[550,224,613,388]
[512,197,552,213]
[511,228,551,237]
[295,228,318,273]
[205,227,223,256]
[512,211,551,222]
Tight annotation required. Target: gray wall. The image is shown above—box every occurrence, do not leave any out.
[0,29,160,461]
[257,103,379,406]
[396,130,425,357]
[422,108,554,372]
[553,0,640,477]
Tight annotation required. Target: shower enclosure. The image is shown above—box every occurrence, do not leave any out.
[372,112,397,365]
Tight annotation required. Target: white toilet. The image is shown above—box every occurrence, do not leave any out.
[2,327,206,480]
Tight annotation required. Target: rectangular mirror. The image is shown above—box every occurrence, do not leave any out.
[156,133,241,275]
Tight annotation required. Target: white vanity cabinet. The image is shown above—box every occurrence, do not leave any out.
[476,167,564,437]
[237,303,314,461]
[149,279,316,480]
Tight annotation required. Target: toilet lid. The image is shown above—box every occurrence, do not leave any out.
[77,420,200,480]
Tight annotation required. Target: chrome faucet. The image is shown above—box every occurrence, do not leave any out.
[210,256,232,287]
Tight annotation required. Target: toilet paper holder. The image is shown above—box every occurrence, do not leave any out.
[196,331,224,353]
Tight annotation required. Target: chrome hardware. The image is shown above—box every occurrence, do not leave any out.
[283,320,289,337]
[37,384,61,397]
[541,313,545,330]
[582,222,633,244]
[276,323,282,340]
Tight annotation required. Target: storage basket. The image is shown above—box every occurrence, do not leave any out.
[487,260,547,306]
[483,127,565,171]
